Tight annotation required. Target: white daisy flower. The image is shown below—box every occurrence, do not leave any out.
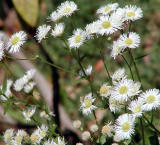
[4,129,14,144]
[85,21,100,36]
[44,139,55,145]
[25,68,36,81]
[111,79,134,101]
[128,98,144,117]
[30,129,41,144]
[111,68,126,83]
[38,124,48,140]
[35,24,51,43]
[99,83,112,98]
[119,32,140,49]
[13,77,28,92]
[68,29,87,49]
[140,89,160,111]
[54,137,66,145]
[48,11,62,22]
[124,5,143,21]
[73,120,81,129]
[101,122,113,137]
[0,79,13,101]
[51,23,65,38]
[22,106,36,121]
[7,31,27,53]
[110,40,125,59]
[97,16,122,36]
[114,113,135,140]
[24,81,36,93]
[80,93,97,115]
[82,131,91,141]
[57,1,78,17]
[130,82,141,96]
[12,130,26,145]
[90,124,98,133]
[109,96,122,113]
[96,3,119,16]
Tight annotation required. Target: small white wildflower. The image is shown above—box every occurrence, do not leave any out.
[80,93,97,115]
[13,77,28,92]
[22,106,36,121]
[54,137,66,145]
[7,31,27,53]
[48,11,62,22]
[73,120,81,129]
[79,65,92,76]
[12,130,26,145]
[57,1,78,17]
[4,129,14,144]
[128,98,144,117]
[25,69,36,81]
[140,89,160,111]
[109,96,122,113]
[51,23,65,37]
[99,83,112,98]
[119,32,140,49]
[24,81,36,93]
[90,124,98,133]
[38,124,48,140]
[124,5,143,21]
[111,68,126,83]
[68,29,87,49]
[96,3,119,16]
[82,131,90,141]
[102,122,113,137]
[35,24,51,43]
[0,41,4,60]
[85,21,100,36]
[114,113,135,140]
[44,139,55,145]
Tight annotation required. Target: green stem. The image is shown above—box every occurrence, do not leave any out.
[93,110,100,143]
[100,49,112,85]
[121,54,134,81]
[139,118,145,145]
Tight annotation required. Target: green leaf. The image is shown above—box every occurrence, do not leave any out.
[2,76,7,94]
[12,0,39,27]
[135,54,149,61]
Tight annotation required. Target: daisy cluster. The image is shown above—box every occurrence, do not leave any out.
[3,125,66,145]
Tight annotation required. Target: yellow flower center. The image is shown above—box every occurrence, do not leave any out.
[75,35,82,43]
[146,95,155,104]
[30,134,39,143]
[127,11,135,17]
[115,46,120,52]
[121,122,130,132]
[84,99,92,108]
[15,136,22,143]
[125,38,133,45]
[100,85,109,95]
[63,7,71,14]
[104,6,111,12]
[40,131,46,137]
[102,21,111,29]
[102,125,111,135]
[11,36,20,45]
[110,99,117,105]
[133,105,141,113]
[119,86,128,94]
[5,133,12,141]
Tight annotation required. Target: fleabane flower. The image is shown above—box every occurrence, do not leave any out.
[110,40,125,59]
[51,23,65,37]
[44,139,55,145]
[130,82,141,96]
[25,69,36,81]
[48,11,62,22]
[37,124,48,140]
[85,21,100,37]
[90,124,98,133]
[3,129,14,144]
[97,16,122,36]
[12,130,26,145]
[35,24,51,43]
[119,32,140,49]
[102,122,113,137]
[140,89,160,111]
[80,93,97,115]
[57,1,78,17]
[128,98,144,117]
[82,131,91,141]
[68,29,87,49]
[73,120,81,129]
[111,68,126,83]
[13,77,28,92]
[114,113,135,140]
[99,83,112,98]
[54,137,66,145]
[24,81,36,93]
[124,5,143,21]
[109,96,122,113]
[7,31,27,53]
[96,3,119,16]
[111,79,134,101]
[0,41,4,60]
[22,106,36,121]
